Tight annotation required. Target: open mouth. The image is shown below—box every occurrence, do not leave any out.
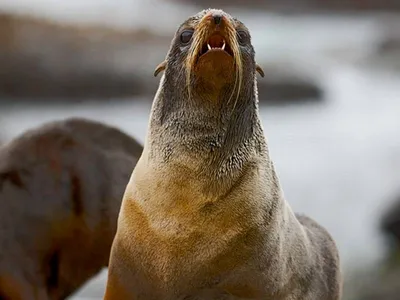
[199,34,234,58]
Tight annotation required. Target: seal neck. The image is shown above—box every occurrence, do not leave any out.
[139,74,285,212]
[146,75,269,176]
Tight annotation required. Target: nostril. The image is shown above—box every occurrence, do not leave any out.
[213,15,222,25]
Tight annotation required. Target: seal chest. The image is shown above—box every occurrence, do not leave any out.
[105,8,342,300]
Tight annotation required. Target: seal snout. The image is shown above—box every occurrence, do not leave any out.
[197,12,235,59]
[213,14,222,25]
[204,10,226,27]
[185,9,243,93]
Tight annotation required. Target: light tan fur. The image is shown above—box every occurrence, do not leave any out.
[105,9,342,300]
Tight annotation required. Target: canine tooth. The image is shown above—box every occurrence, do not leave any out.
[207,43,211,50]
[222,42,226,50]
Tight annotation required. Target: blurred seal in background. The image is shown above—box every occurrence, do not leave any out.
[0,118,142,299]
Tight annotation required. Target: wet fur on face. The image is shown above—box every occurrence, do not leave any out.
[151,9,266,180]
[164,9,257,103]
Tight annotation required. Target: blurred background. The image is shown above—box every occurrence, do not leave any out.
[1,0,400,299]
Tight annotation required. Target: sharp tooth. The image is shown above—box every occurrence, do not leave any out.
[222,42,226,50]
[207,43,211,50]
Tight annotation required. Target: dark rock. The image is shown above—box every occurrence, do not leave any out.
[256,63,324,105]
[380,193,400,248]
[257,79,323,105]
[376,23,400,70]
[353,267,400,300]
[354,193,400,299]
[0,13,324,104]
[0,13,168,100]
[377,18,400,55]
[379,37,400,55]
[358,19,400,72]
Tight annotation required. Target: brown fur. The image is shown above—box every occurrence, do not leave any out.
[105,8,342,300]
[0,118,143,299]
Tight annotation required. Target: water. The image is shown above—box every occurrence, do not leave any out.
[1,0,400,297]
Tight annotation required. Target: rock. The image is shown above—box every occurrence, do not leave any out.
[256,62,324,105]
[379,37,400,55]
[377,18,400,55]
[352,192,400,299]
[257,78,323,105]
[375,28,400,71]
[354,193,400,299]
[380,193,400,248]
[0,13,170,100]
[0,118,143,299]
[0,13,324,104]
[357,18,400,72]
[352,267,400,300]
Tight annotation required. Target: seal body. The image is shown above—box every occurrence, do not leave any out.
[105,9,342,300]
[0,118,142,299]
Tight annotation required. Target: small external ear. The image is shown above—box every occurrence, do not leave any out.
[256,64,265,78]
[154,61,167,77]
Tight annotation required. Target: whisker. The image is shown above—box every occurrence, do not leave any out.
[227,26,242,117]
[184,15,243,118]
[186,24,207,101]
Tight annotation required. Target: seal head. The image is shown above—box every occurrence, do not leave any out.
[155,9,264,103]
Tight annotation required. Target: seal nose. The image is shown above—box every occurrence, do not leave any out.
[213,14,222,25]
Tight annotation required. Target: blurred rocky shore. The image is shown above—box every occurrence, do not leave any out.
[2,8,400,106]
[0,13,169,101]
[0,12,324,105]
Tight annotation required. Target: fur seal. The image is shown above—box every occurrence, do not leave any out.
[0,118,143,299]
[105,8,342,300]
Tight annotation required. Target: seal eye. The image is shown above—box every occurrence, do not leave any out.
[180,30,194,44]
[237,30,249,45]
